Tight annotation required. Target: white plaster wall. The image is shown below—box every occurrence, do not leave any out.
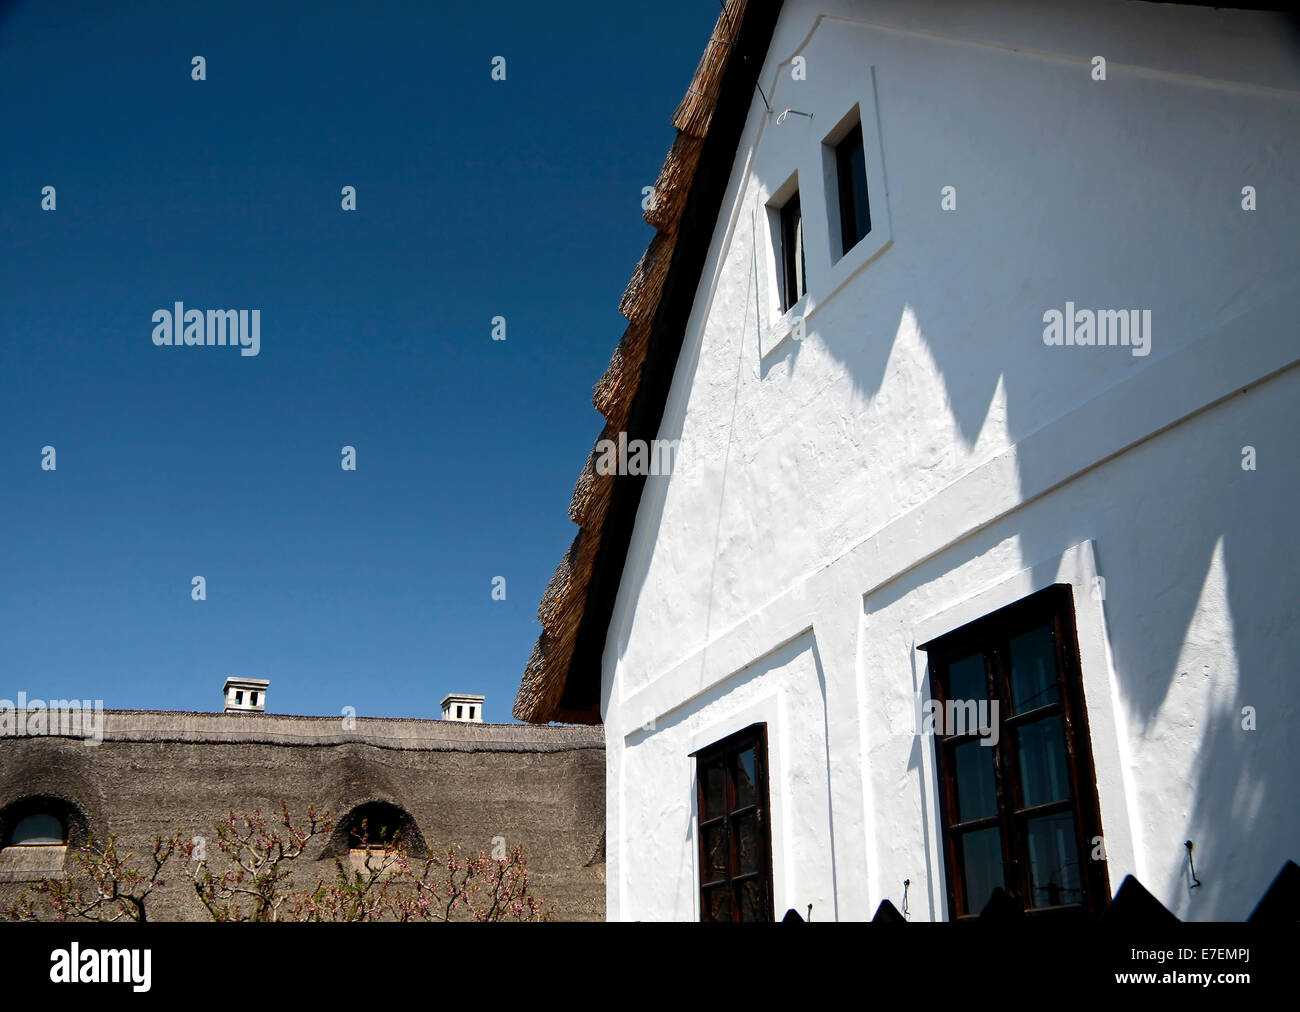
[602,0,1300,921]
[864,370,1300,921]
[616,634,837,921]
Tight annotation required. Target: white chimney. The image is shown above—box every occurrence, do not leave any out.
[224,677,269,713]
[440,693,484,722]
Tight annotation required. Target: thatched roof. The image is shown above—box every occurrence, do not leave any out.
[9,709,605,752]
[514,0,784,724]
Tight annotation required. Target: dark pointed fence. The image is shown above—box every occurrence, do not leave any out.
[1246,860,1300,923]
[1100,876,1182,925]
[781,860,1298,923]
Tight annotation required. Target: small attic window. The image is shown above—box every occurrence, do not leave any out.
[469,706,476,719]
[235,690,244,705]
[765,171,807,319]
[250,691,258,706]
[820,101,892,273]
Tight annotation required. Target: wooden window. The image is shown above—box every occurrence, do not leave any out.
[834,121,871,255]
[778,192,806,312]
[692,724,774,921]
[920,585,1108,918]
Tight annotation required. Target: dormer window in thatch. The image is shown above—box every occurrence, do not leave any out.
[10,812,65,846]
[349,805,400,851]
[0,796,86,881]
[330,800,427,878]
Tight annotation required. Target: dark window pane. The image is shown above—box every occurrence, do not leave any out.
[702,822,728,883]
[1026,812,1083,908]
[780,193,806,310]
[836,122,871,253]
[694,725,771,923]
[735,812,761,874]
[701,762,726,820]
[848,145,870,239]
[945,652,987,711]
[733,748,757,810]
[704,885,731,922]
[952,739,998,822]
[1017,716,1072,807]
[1008,624,1059,713]
[926,590,1102,919]
[795,209,806,299]
[958,827,1004,916]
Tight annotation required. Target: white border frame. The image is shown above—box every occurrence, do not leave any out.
[685,691,790,922]
[908,539,1140,920]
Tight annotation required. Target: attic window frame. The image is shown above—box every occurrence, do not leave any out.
[815,91,891,285]
[765,172,808,320]
[828,116,871,259]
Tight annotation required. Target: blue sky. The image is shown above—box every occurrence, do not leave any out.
[0,0,720,721]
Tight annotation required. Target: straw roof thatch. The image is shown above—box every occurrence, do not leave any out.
[514,0,782,724]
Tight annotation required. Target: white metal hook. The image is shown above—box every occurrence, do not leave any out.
[775,108,813,125]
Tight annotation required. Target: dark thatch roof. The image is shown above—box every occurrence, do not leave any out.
[513,0,784,723]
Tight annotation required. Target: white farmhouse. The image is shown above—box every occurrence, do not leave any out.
[515,0,1300,922]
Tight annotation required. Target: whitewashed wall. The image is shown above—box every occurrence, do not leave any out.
[603,0,1300,921]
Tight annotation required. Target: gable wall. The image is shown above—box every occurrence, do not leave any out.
[602,0,1300,920]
